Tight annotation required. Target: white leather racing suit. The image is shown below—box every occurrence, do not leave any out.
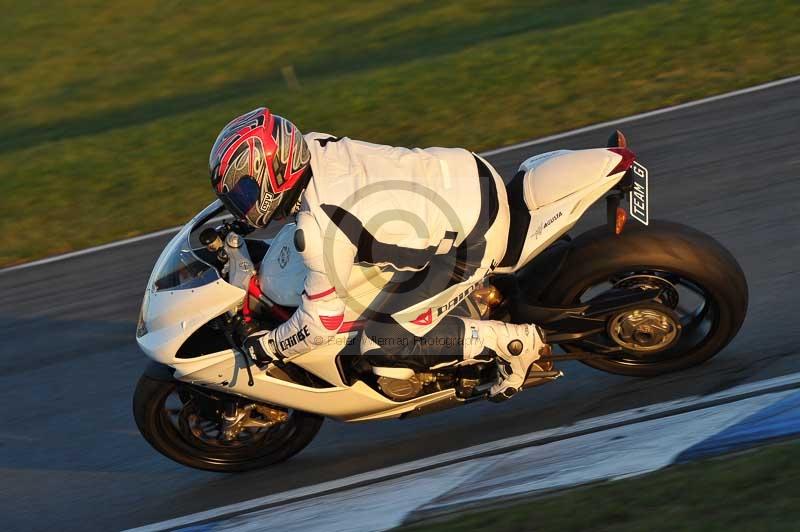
[260,133,513,368]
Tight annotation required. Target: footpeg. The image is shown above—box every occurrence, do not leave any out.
[522,368,564,389]
[486,367,564,403]
[527,370,563,379]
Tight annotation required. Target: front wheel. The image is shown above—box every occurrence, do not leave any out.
[133,374,323,472]
[539,221,748,377]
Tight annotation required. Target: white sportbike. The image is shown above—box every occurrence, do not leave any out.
[134,131,747,472]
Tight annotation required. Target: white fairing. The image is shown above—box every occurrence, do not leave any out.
[135,202,413,422]
[137,201,246,364]
[136,147,631,422]
[137,279,245,363]
[499,148,628,271]
[258,223,306,307]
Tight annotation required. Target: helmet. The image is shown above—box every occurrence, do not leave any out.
[209,108,311,227]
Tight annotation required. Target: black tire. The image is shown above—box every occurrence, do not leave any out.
[539,220,748,377]
[133,374,323,472]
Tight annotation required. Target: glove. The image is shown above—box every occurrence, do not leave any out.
[242,330,282,364]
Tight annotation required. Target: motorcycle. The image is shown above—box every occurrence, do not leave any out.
[133,130,748,472]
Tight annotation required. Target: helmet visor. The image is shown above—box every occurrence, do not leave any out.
[219,175,261,223]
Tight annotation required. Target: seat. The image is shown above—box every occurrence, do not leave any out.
[519,148,621,210]
[499,147,627,268]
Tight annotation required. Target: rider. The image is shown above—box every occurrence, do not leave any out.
[209,107,549,401]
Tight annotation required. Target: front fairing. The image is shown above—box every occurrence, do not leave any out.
[136,201,246,364]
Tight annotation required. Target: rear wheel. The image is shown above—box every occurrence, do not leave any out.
[539,221,747,376]
[133,375,323,472]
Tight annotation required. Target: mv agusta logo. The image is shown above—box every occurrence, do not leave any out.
[543,211,562,229]
[533,211,562,239]
[533,221,543,239]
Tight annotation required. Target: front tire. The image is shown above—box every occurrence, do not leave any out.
[133,374,323,472]
[539,221,748,376]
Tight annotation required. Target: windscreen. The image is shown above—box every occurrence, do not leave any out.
[149,201,225,292]
[153,247,219,291]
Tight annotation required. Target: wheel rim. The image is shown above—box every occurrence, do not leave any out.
[155,384,301,465]
[568,269,721,366]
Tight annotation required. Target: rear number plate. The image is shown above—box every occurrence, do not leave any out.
[629,162,649,225]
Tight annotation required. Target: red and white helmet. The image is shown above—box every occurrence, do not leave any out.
[209,108,311,227]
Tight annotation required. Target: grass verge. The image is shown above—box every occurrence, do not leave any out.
[2,0,799,265]
[397,440,800,532]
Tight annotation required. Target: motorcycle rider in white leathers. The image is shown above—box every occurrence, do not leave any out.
[209,108,549,400]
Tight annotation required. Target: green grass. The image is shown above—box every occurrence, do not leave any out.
[2,0,799,265]
[397,440,800,532]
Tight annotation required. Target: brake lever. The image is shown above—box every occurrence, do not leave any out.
[223,326,255,387]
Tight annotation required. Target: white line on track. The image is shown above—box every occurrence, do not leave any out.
[0,226,183,274]
[125,370,800,532]
[0,215,230,274]
[5,73,800,276]
[480,74,800,156]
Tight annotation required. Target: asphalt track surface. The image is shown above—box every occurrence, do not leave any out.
[1,80,799,532]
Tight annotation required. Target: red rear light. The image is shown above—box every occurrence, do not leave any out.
[607,147,636,176]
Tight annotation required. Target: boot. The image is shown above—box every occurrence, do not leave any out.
[459,318,548,401]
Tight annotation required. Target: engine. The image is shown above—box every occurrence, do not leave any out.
[374,364,490,401]
[376,374,424,401]
[372,366,444,400]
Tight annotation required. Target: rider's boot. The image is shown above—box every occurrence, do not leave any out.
[458,318,549,401]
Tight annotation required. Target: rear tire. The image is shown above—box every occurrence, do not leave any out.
[539,221,748,376]
[133,375,323,472]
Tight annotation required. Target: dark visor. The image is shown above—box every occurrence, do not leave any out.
[219,175,260,220]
